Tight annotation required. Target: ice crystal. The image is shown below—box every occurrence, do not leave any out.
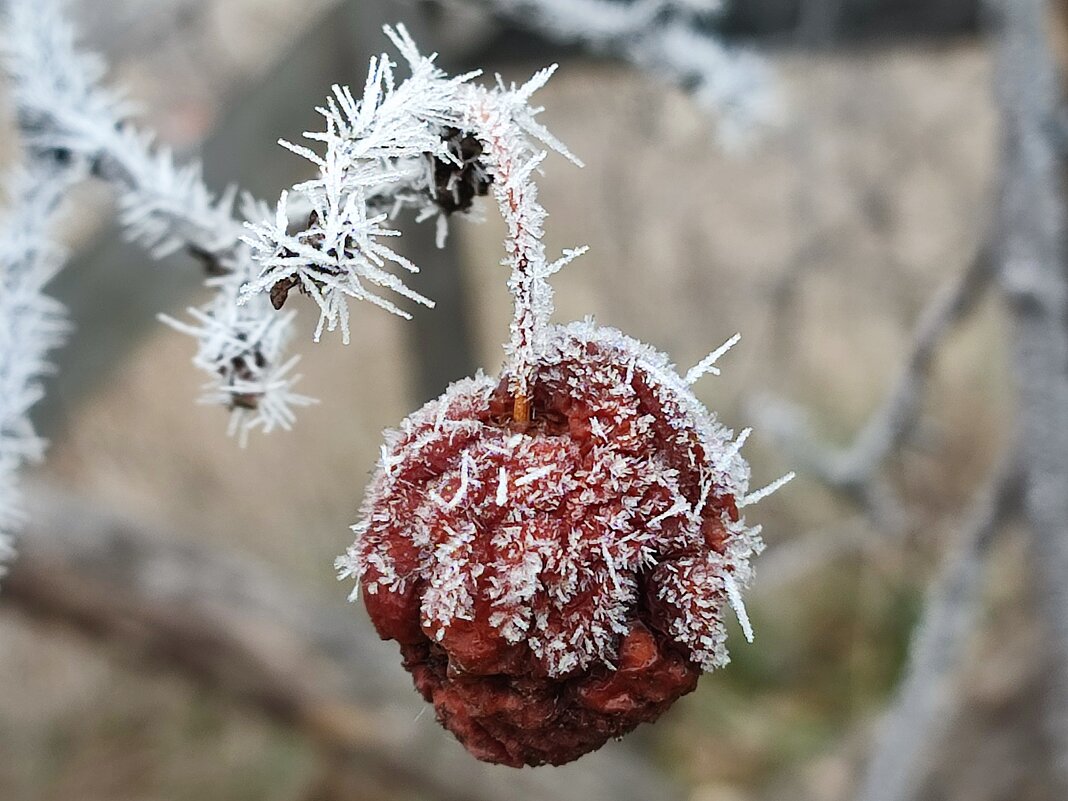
[241,26,477,340]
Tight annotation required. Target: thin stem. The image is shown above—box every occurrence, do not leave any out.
[472,96,556,418]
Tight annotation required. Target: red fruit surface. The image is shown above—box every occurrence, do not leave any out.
[338,321,762,766]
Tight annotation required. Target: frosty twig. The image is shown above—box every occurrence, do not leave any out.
[244,26,585,416]
[470,0,775,144]
[3,0,313,445]
[0,162,78,575]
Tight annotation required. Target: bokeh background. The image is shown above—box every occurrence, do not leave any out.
[0,1,1057,799]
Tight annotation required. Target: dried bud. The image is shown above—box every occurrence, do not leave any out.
[269,276,299,310]
[432,127,493,215]
[338,321,764,766]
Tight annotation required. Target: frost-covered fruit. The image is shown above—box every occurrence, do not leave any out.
[338,321,762,767]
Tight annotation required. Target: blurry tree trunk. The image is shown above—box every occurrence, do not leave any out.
[988,0,1068,790]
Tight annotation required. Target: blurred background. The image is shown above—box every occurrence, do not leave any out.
[0,1,1059,799]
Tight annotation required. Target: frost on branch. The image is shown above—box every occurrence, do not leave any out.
[242,27,474,341]
[0,164,77,574]
[473,0,776,145]
[242,25,582,350]
[3,0,313,443]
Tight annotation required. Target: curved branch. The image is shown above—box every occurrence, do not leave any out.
[466,0,776,143]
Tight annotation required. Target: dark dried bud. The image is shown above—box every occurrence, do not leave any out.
[432,126,493,215]
[270,276,299,310]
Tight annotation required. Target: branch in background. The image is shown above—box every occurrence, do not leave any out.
[986,0,1068,789]
[2,485,683,801]
[0,161,81,575]
[855,460,1020,801]
[751,245,993,505]
[461,0,777,145]
[2,0,314,444]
